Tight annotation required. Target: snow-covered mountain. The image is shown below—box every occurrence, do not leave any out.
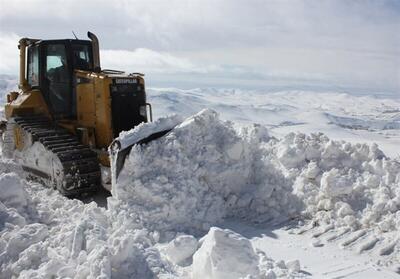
[1,77,399,278]
[148,88,400,158]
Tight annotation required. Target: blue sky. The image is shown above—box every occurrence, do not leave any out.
[0,0,399,93]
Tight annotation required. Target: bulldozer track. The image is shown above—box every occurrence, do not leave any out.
[13,115,101,196]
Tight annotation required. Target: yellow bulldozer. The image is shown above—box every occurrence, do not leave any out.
[0,32,172,196]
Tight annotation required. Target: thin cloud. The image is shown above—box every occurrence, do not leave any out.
[0,32,19,73]
[101,49,206,74]
[0,0,399,91]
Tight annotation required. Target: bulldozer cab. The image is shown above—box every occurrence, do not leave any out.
[27,39,93,119]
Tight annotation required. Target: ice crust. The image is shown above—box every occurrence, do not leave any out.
[1,109,399,278]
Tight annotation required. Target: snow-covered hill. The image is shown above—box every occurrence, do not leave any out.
[0,75,17,117]
[148,88,400,158]
[0,79,399,278]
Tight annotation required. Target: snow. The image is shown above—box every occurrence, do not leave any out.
[1,81,400,278]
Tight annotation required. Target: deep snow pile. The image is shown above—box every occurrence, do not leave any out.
[110,109,300,234]
[0,170,173,278]
[264,132,400,233]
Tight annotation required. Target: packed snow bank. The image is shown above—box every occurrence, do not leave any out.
[110,109,300,234]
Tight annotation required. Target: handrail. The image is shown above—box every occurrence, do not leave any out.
[146,103,153,122]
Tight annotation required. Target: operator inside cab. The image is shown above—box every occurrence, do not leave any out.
[72,44,91,71]
[46,44,70,116]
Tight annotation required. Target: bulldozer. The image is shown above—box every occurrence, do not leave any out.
[0,32,174,196]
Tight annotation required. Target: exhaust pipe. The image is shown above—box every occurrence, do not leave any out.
[18,38,29,91]
[87,32,101,72]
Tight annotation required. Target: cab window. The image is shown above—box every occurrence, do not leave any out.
[72,44,92,71]
[44,44,72,117]
[46,44,69,82]
[27,46,39,87]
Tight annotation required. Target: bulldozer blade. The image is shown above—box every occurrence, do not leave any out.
[110,128,172,180]
[110,114,183,183]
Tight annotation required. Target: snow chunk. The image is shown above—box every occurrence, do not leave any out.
[192,227,259,279]
[321,169,353,197]
[2,223,48,260]
[286,259,301,272]
[109,233,154,278]
[305,161,320,179]
[0,173,28,209]
[164,234,198,265]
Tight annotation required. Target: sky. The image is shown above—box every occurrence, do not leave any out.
[0,0,399,93]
